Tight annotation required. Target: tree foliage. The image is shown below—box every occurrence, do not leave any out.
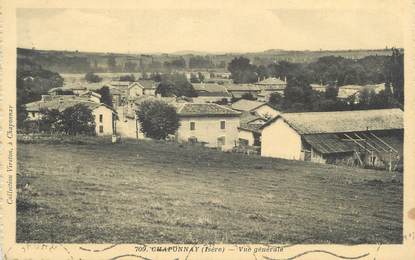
[17,58,64,128]
[96,86,113,107]
[136,100,180,140]
[85,72,102,83]
[37,104,96,135]
[241,93,256,100]
[61,104,96,135]
[227,57,258,83]
[156,73,197,97]
[119,74,135,82]
[385,48,404,104]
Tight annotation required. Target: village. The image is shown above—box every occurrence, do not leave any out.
[12,6,406,246]
[23,70,403,172]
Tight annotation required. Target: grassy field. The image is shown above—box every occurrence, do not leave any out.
[17,138,402,244]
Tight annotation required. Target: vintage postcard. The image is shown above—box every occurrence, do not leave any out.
[1,0,415,259]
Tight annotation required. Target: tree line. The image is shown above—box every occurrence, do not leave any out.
[228,49,404,111]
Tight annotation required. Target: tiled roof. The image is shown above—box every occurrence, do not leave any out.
[224,84,261,92]
[25,96,115,113]
[136,80,157,90]
[238,123,262,133]
[110,81,131,87]
[255,77,286,85]
[177,103,241,117]
[192,83,228,93]
[240,111,266,125]
[231,99,267,112]
[262,108,403,134]
[196,91,231,97]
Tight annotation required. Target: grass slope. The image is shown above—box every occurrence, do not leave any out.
[17,139,402,244]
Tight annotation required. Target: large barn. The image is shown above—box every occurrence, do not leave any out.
[260,108,403,170]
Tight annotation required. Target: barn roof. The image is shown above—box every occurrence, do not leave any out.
[177,103,241,117]
[302,134,355,154]
[231,99,267,112]
[261,108,403,134]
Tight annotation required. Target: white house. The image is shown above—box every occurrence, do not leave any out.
[25,96,117,136]
[176,103,241,150]
[127,80,157,97]
[231,99,280,119]
[254,77,287,99]
[260,109,403,169]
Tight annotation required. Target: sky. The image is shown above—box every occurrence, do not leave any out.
[17,7,404,53]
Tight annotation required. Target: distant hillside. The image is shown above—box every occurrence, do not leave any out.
[17,47,399,74]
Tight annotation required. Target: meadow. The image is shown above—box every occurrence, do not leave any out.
[17,138,402,244]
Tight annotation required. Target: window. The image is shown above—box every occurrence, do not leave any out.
[99,114,103,123]
[99,125,104,133]
[190,122,195,131]
[220,120,226,129]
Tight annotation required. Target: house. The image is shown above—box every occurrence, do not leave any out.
[231,99,280,119]
[254,77,287,100]
[224,84,261,99]
[175,103,241,150]
[337,83,387,102]
[131,80,157,97]
[311,83,328,92]
[237,112,267,147]
[192,83,232,103]
[79,90,101,103]
[260,108,403,170]
[25,96,117,136]
[109,81,132,97]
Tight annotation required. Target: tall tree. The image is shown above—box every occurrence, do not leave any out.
[385,48,404,105]
[227,57,258,83]
[96,86,113,107]
[136,100,180,140]
[61,104,96,135]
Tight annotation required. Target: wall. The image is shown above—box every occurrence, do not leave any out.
[254,105,280,119]
[177,116,240,150]
[311,147,326,164]
[128,85,144,97]
[143,89,156,96]
[238,129,255,146]
[261,118,302,159]
[93,106,115,136]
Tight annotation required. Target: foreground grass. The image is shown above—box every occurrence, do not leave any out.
[17,139,402,244]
